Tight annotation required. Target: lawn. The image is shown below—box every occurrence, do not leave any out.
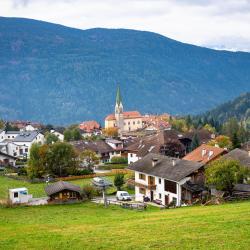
[0,175,133,200]
[0,201,249,249]
[0,176,249,249]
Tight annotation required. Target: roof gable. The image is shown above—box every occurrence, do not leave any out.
[128,153,203,182]
[45,181,81,196]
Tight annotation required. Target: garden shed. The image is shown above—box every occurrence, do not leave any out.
[45,181,82,203]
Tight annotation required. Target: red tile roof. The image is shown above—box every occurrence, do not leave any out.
[105,111,142,121]
[79,120,100,132]
[183,144,226,165]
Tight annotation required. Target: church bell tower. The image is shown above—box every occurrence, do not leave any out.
[115,85,124,133]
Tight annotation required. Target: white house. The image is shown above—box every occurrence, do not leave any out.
[128,153,205,206]
[0,130,20,142]
[50,129,64,141]
[12,131,44,158]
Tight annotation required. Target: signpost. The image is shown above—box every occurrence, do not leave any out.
[92,177,113,207]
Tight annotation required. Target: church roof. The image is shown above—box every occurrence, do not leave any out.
[105,111,142,121]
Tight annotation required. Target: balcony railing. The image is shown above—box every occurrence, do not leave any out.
[132,180,156,190]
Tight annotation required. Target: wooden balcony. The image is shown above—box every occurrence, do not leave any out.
[133,181,156,190]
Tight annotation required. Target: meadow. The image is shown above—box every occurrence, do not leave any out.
[0,176,250,249]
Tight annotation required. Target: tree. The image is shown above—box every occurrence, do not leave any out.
[63,128,82,141]
[203,124,216,133]
[222,117,239,140]
[46,142,79,177]
[80,150,99,169]
[63,129,72,142]
[160,139,185,158]
[72,128,82,140]
[205,159,249,195]
[208,135,232,149]
[27,143,48,178]
[0,120,4,129]
[102,127,118,137]
[190,133,200,151]
[114,174,125,191]
[5,122,18,131]
[45,132,59,144]
[232,132,240,149]
[171,118,188,132]
[185,115,192,130]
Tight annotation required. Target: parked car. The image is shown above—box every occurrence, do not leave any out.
[116,191,132,201]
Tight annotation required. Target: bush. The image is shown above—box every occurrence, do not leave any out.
[76,168,94,176]
[114,174,125,191]
[111,156,128,164]
[98,164,127,170]
[18,167,28,176]
[82,185,96,200]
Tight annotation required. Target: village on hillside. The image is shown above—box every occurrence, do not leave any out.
[0,86,249,208]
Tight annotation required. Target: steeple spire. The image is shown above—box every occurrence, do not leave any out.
[116,84,122,106]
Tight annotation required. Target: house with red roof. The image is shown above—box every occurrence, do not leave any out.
[79,120,101,137]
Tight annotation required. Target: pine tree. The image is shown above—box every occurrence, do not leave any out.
[232,132,240,149]
[190,133,200,151]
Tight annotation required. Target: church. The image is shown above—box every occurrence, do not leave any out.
[105,86,143,133]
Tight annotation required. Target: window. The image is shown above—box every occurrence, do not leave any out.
[172,197,177,205]
[130,153,133,157]
[139,173,146,180]
[164,180,177,194]
[159,178,161,184]
[133,121,135,125]
[70,192,77,198]
[14,192,18,198]
[128,122,130,125]
[159,193,162,199]
[137,121,140,124]
[139,188,146,195]
[25,148,28,153]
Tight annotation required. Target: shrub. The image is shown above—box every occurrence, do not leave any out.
[114,174,125,191]
[111,156,128,164]
[82,185,96,199]
[76,168,94,176]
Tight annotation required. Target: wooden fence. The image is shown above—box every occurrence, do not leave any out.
[56,169,133,181]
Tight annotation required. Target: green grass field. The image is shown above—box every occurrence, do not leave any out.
[0,201,250,249]
[0,176,250,249]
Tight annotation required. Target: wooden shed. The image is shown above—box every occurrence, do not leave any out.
[45,181,82,203]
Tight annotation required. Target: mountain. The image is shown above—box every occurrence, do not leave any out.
[199,92,250,124]
[1,17,250,125]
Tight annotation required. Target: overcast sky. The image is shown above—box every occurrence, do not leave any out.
[1,0,250,51]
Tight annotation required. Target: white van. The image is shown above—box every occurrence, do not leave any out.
[116,191,132,201]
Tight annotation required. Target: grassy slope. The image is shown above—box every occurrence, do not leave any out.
[0,201,249,249]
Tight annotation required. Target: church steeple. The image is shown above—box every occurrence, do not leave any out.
[116,84,122,106]
[115,84,124,133]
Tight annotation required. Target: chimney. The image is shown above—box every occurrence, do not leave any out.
[208,150,214,159]
[201,149,206,157]
[152,157,158,167]
[172,159,176,166]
